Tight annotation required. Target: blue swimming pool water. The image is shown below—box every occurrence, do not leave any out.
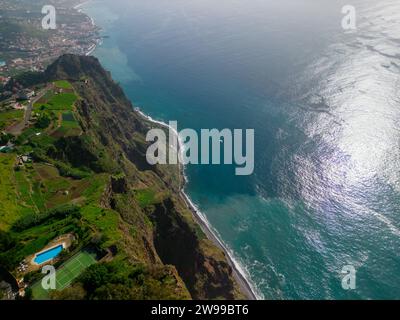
[33,245,63,264]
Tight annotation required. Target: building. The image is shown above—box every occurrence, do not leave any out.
[14,102,24,110]
[16,89,35,101]
[16,91,28,101]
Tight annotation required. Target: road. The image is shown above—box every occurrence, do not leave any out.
[6,86,50,136]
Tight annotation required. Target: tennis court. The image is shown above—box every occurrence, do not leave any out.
[31,250,97,299]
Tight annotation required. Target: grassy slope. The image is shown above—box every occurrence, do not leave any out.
[64,55,244,299]
[0,55,244,300]
[54,80,73,90]
[0,154,21,230]
[0,109,24,129]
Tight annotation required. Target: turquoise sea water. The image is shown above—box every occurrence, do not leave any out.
[34,245,63,265]
[82,0,400,299]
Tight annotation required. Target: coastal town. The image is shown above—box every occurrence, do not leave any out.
[0,0,100,146]
[0,0,100,76]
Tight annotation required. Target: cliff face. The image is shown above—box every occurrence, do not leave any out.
[44,54,244,300]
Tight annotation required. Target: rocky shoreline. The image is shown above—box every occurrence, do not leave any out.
[134,108,259,300]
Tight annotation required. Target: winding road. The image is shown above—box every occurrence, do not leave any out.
[6,86,50,136]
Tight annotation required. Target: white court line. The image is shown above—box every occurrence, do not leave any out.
[56,257,87,290]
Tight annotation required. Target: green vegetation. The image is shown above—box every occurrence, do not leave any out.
[14,164,73,214]
[0,109,24,129]
[0,109,24,122]
[31,250,97,300]
[55,111,81,137]
[28,133,56,150]
[0,132,14,145]
[0,55,242,301]
[0,214,86,271]
[81,206,121,249]
[16,127,41,144]
[12,204,81,232]
[37,93,77,111]
[31,87,80,138]
[0,154,24,230]
[41,89,55,102]
[71,260,189,300]
[14,71,45,87]
[0,159,51,228]
[35,112,51,129]
[54,80,73,90]
[135,188,157,208]
[62,112,75,122]
[34,88,77,114]
[15,170,38,211]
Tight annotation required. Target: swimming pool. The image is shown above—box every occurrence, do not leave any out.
[33,245,63,265]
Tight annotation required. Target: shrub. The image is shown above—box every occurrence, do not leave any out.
[12,204,81,231]
[0,230,15,251]
[35,113,51,129]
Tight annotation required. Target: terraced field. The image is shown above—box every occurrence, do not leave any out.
[34,93,77,111]
[31,81,81,138]
[53,80,73,90]
[0,109,24,130]
[0,164,112,273]
[0,154,22,230]
[0,155,109,231]
[53,111,81,137]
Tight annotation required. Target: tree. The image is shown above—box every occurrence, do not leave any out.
[35,113,51,129]
[93,283,138,300]
[0,133,13,145]
[78,263,111,294]
[0,230,15,251]
[50,284,86,300]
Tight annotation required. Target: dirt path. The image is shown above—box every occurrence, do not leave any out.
[6,85,51,136]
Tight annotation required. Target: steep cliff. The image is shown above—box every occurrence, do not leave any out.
[41,54,245,300]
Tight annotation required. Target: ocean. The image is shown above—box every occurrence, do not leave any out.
[81,0,400,299]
